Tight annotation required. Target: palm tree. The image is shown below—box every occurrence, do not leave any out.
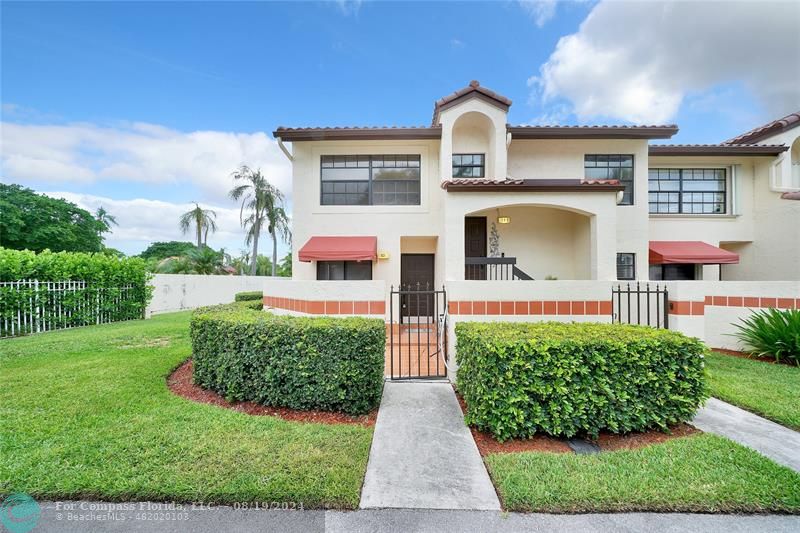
[179,203,217,248]
[229,166,291,276]
[186,246,224,275]
[95,206,118,233]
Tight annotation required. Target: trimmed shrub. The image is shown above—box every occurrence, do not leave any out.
[191,305,385,415]
[0,248,152,336]
[456,322,708,441]
[234,291,263,302]
[732,308,800,366]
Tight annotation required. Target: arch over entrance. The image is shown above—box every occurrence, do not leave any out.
[464,204,594,280]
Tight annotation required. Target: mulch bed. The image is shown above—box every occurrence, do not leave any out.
[712,348,795,366]
[596,423,699,451]
[167,359,376,427]
[454,388,699,456]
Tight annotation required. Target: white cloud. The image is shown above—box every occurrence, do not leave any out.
[532,1,800,124]
[41,191,287,257]
[519,0,558,27]
[1,120,292,202]
[334,0,363,16]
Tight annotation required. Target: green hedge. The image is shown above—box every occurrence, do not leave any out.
[456,322,708,441]
[234,291,263,302]
[191,305,385,415]
[0,248,152,336]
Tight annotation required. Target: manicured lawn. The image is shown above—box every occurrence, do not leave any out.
[0,312,373,508]
[706,351,800,430]
[486,434,800,513]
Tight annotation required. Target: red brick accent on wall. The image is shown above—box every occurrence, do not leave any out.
[669,296,799,315]
[263,296,385,315]
[448,300,612,316]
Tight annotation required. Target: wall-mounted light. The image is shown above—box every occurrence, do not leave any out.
[498,216,511,224]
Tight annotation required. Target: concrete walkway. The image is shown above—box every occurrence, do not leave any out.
[359,381,500,510]
[692,398,800,472]
[32,503,800,533]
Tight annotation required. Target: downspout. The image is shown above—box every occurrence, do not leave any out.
[276,136,293,162]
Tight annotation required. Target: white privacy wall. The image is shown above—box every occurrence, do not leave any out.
[146,274,281,316]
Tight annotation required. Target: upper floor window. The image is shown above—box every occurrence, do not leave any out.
[320,155,420,206]
[452,154,485,178]
[584,155,634,205]
[648,168,726,214]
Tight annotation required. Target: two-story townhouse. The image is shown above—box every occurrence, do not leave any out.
[274,81,797,293]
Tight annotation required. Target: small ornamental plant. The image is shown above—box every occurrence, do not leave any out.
[732,308,800,366]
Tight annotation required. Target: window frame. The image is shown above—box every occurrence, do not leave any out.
[584,154,635,205]
[320,154,421,206]
[316,260,373,281]
[616,253,636,280]
[648,167,728,215]
[452,153,486,178]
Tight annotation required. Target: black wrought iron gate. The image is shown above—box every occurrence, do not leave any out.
[612,282,669,329]
[388,284,448,380]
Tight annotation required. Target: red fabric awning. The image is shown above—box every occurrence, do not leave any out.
[298,236,377,262]
[649,241,739,265]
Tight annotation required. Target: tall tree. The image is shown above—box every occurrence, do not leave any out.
[138,241,196,261]
[179,203,217,248]
[0,184,105,252]
[266,205,291,277]
[229,166,291,276]
[94,206,118,233]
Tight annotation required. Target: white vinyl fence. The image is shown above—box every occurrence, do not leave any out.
[1,280,144,338]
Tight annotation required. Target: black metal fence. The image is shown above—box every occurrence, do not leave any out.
[465,256,533,280]
[388,284,448,380]
[612,282,669,329]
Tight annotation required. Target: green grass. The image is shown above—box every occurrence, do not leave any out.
[706,351,800,430]
[0,313,374,508]
[486,434,800,513]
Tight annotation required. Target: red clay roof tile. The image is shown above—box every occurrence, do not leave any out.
[726,112,800,145]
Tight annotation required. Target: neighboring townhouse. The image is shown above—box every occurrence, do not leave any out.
[274,81,799,290]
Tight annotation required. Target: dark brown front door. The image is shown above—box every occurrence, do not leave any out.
[400,254,434,319]
[464,216,487,280]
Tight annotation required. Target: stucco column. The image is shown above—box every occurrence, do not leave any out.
[593,208,618,280]
[444,200,466,281]
[492,126,508,179]
[439,122,453,182]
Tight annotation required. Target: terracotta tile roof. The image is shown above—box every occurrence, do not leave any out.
[441,177,524,187]
[509,124,678,139]
[432,80,512,125]
[781,191,800,201]
[726,112,800,145]
[442,178,625,192]
[649,144,789,156]
[273,125,441,141]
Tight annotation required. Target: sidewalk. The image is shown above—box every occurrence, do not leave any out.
[692,397,800,472]
[32,503,800,533]
[359,381,500,510]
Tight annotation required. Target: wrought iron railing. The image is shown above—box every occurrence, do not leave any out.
[465,256,534,280]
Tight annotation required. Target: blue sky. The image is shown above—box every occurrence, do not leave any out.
[2,1,798,256]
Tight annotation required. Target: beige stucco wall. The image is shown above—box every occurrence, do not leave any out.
[472,205,591,279]
[443,190,618,281]
[508,139,651,279]
[649,154,799,281]
[286,94,796,285]
[290,139,446,291]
